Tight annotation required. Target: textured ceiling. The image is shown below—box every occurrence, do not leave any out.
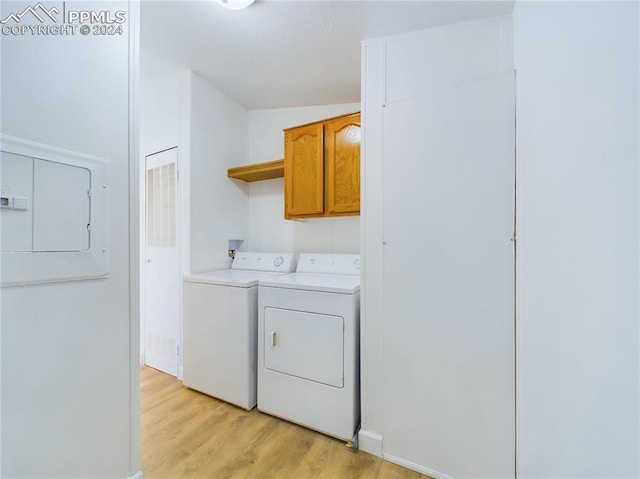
[141,0,515,109]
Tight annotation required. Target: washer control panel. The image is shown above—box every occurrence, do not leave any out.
[296,254,361,276]
[231,252,296,272]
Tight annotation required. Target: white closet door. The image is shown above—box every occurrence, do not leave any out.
[382,72,515,479]
[144,147,180,377]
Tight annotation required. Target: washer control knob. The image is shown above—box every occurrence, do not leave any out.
[353,258,361,270]
[274,256,284,267]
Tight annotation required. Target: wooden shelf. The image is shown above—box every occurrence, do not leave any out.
[227,159,284,182]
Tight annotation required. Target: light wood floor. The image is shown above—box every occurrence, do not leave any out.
[141,366,433,479]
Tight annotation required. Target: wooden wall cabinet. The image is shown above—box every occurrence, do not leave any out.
[284,112,361,219]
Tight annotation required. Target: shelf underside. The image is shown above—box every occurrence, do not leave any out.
[227,159,284,182]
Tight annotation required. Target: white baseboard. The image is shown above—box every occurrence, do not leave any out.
[358,429,383,456]
[384,454,456,479]
[127,471,143,479]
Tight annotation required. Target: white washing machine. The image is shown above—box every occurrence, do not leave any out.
[257,253,360,443]
[182,252,296,410]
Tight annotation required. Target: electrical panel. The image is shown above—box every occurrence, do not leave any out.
[0,136,109,286]
[1,152,91,253]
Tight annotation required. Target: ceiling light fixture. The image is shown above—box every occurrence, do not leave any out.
[216,0,256,10]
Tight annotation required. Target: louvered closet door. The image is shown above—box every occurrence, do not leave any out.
[144,147,180,377]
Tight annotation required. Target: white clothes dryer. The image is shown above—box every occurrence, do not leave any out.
[182,252,296,410]
[257,253,360,443]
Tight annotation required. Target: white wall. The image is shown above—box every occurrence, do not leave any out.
[141,71,249,379]
[246,104,361,254]
[140,71,192,365]
[0,1,138,477]
[514,2,639,478]
[190,73,249,271]
[142,71,192,156]
[142,70,249,273]
[143,85,359,265]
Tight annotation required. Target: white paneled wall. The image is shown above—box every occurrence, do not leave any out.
[362,5,639,479]
[246,104,361,254]
[362,15,516,479]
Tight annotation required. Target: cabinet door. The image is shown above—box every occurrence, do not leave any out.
[325,113,361,215]
[284,122,324,218]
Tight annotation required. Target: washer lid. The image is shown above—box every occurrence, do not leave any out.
[183,269,289,288]
[259,272,360,294]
